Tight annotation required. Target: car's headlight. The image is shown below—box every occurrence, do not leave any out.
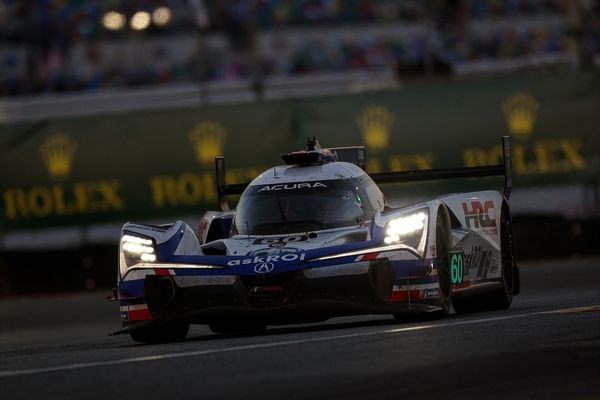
[383,210,428,254]
[119,234,157,276]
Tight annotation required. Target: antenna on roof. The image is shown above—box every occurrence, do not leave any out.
[305,137,321,151]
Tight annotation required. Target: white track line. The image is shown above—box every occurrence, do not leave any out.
[0,306,595,379]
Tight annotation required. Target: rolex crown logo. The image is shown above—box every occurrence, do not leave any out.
[356,105,394,152]
[39,134,77,180]
[188,120,227,165]
[502,92,539,139]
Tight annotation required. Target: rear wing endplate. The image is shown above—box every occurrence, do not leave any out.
[215,136,512,211]
[215,156,246,211]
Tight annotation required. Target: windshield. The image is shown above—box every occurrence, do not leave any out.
[235,180,366,235]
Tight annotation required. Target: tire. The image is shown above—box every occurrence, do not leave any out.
[209,321,267,335]
[432,208,452,317]
[452,206,515,314]
[130,322,190,344]
[487,206,515,309]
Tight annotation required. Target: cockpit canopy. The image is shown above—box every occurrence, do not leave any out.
[234,175,384,235]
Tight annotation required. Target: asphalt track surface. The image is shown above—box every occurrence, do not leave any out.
[0,258,599,400]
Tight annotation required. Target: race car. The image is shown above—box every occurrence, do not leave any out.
[112,137,520,343]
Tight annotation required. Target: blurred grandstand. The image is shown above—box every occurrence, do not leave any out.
[0,0,598,99]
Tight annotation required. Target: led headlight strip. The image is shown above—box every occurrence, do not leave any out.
[384,211,427,245]
[122,234,157,262]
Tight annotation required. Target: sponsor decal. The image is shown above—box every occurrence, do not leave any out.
[450,252,464,285]
[423,288,439,299]
[254,262,275,274]
[227,253,306,267]
[257,182,327,192]
[462,200,497,231]
[252,235,308,246]
[465,246,493,279]
[250,247,299,256]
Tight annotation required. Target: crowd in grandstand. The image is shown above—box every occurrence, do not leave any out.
[0,0,598,96]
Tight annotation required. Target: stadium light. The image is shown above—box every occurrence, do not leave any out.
[152,7,172,27]
[131,11,151,30]
[102,11,126,31]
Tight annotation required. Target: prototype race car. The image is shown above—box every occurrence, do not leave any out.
[113,137,520,343]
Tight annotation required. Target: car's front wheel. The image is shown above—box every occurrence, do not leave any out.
[393,207,451,321]
[432,208,452,316]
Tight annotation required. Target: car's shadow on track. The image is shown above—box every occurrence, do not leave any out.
[113,308,530,348]
[112,314,438,348]
[187,312,450,343]
[115,304,543,348]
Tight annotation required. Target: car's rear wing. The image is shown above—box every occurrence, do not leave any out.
[370,136,513,198]
[215,136,512,211]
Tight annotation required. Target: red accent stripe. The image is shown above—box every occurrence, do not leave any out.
[154,268,171,276]
[453,281,471,289]
[129,308,152,321]
[362,252,380,261]
[390,290,422,302]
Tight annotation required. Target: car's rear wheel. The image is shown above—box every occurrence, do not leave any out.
[452,206,515,313]
[487,206,515,309]
[130,322,190,344]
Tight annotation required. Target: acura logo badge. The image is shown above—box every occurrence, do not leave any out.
[254,262,275,274]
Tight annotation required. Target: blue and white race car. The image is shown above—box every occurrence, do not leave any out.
[113,137,520,343]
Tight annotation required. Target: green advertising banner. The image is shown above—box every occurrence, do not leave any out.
[1,72,599,233]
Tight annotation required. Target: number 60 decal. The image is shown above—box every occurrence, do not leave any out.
[450,253,464,285]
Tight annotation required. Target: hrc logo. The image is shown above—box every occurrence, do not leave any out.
[462,200,497,229]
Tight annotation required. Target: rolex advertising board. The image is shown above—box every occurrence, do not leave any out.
[0,72,599,233]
